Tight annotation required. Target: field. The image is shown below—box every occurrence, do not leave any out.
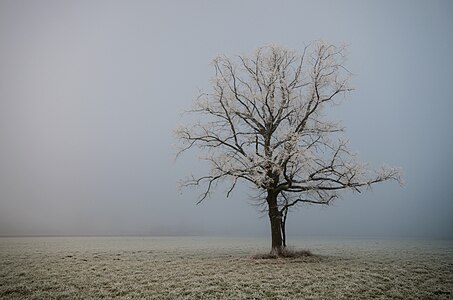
[1,237,452,299]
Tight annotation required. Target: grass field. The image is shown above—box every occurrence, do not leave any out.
[1,237,452,299]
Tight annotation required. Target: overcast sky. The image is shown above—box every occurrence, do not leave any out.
[0,0,452,239]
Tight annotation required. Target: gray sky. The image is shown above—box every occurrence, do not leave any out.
[0,0,452,239]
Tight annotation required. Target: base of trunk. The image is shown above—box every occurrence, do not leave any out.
[270,247,314,258]
[270,245,285,256]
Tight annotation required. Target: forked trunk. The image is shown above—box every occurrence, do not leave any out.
[267,191,284,255]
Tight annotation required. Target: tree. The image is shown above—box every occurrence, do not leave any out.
[176,41,401,255]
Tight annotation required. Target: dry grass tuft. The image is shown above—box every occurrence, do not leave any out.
[252,247,313,259]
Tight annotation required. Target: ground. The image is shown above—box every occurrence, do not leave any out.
[1,237,452,299]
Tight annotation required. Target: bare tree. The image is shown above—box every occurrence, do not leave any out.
[176,41,401,255]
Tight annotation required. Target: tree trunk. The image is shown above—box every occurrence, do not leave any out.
[267,191,283,255]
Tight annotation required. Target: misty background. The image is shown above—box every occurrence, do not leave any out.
[0,0,452,239]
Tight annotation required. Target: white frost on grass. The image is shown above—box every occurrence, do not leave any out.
[0,237,452,299]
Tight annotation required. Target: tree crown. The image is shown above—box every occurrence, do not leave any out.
[176,41,401,209]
